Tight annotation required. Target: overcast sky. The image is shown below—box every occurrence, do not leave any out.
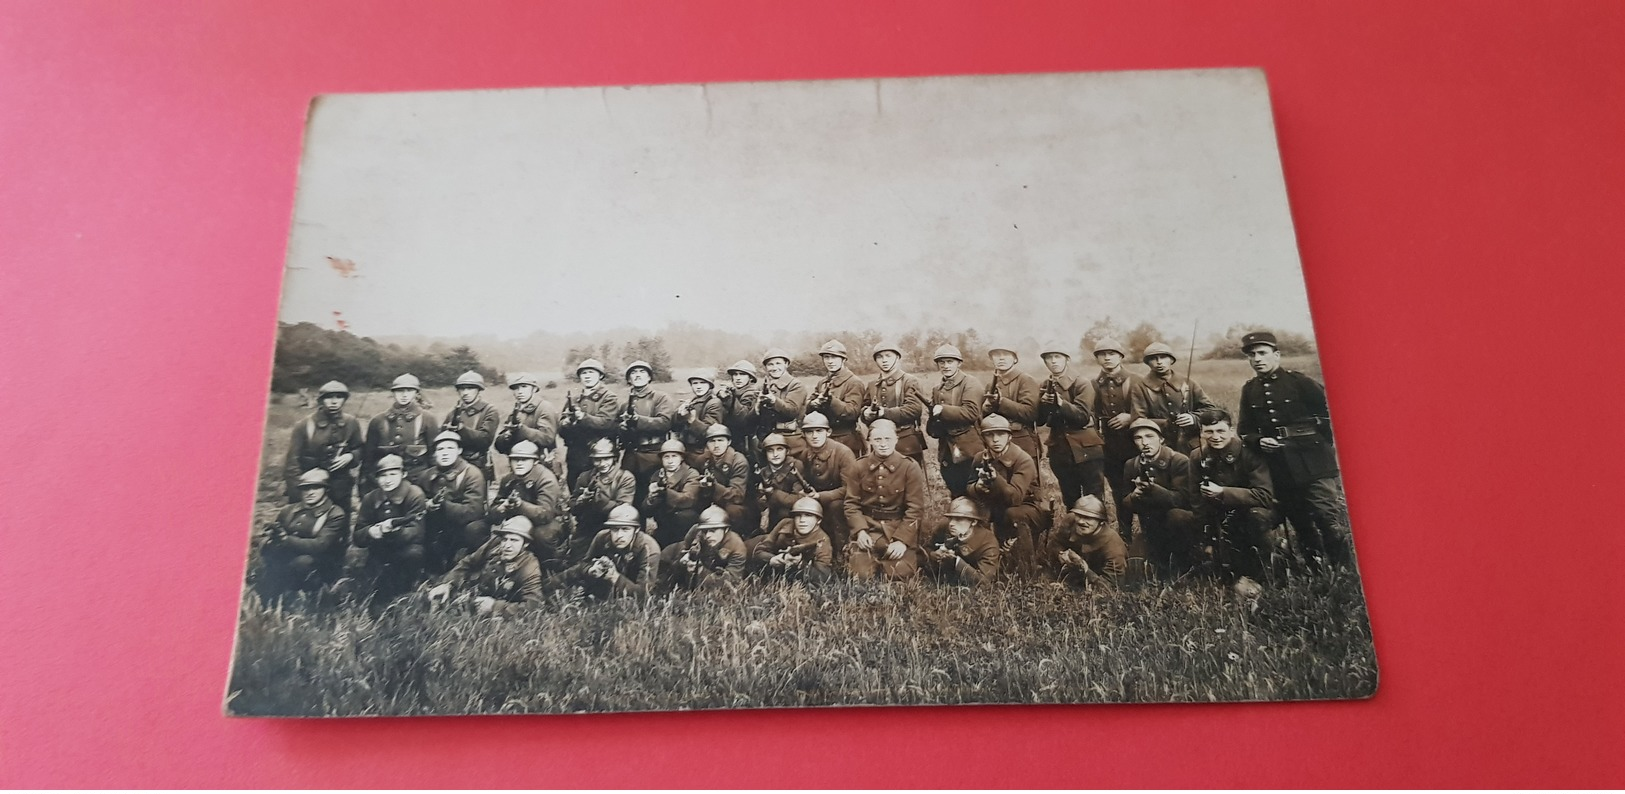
[278,69,1319,343]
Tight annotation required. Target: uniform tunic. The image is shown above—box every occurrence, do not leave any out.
[558,385,624,488]
[489,464,567,561]
[284,410,363,507]
[674,392,725,454]
[1035,370,1106,507]
[983,368,1043,460]
[439,538,545,617]
[757,374,809,457]
[808,367,867,455]
[749,519,834,582]
[618,386,675,506]
[1139,371,1218,453]
[258,496,349,596]
[364,405,440,482]
[493,398,558,457]
[927,371,985,497]
[797,438,856,549]
[1188,436,1277,581]
[417,458,490,571]
[966,444,1049,544]
[353,482,429,598]
[1238,367,1348,567]
[568,530,663,599]
[660,527,749,590]
[441,399,501,473]
[568,464,638,556]
[866,370,930,462]
[1092,368,1149,537]
[718,385,762,461]
[841,452,927,579]
[643,463,706,547]
[1041,515,1129,585]
[922,525,1001,586]
[752,457,815,533]
[1123,445,1200,573]
[696,448,754,533]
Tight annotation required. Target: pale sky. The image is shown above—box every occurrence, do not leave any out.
[278,69,1319,342]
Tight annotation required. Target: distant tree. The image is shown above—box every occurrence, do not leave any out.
[1122,322,1166,363]
[270,323,498,392]
[617,336,674,382]
[1079,318,1129,361]
[1202,324,1318,359]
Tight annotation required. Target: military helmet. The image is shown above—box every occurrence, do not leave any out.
[791,497,823,518]
[725,360,759,379]
[507,372,540,389]
[575,358,607,376]
[433,429,463,448]
[979,414,1013,434]
[375,454,405,473]
[932,344,963,362]
[494,515,534,541]
[1128,417,1162,435]
[871,340,903,359]
[687,367,717,386]
[817,339,849,359]
[455,370,486,389]
[588,438,618,459]
[1070,494,1107,520]
[603,504,642,528]
[1038,339,1072,359]
[508,440,541,460]
[762,433,788,449]
[800,411,831,431]
[695,505,731,529]
[945,496,989,523]
[986,344,1019,363]
[317,380,349,398]
[390,373,421,391]
[761,347,792,365]
[1241,330,1279,352]
[624,360,653,378]
[1140,342,1177,363]
[659,438,688,455]
[705,423,731,440]
[296,469,331,488]
[1092,338,1125,357]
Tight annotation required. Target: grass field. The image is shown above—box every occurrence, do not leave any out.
[229,355,1375,716]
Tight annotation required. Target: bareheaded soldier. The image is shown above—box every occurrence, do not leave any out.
[1034,340,1106,508]
[804,339,867,456]
[923,497,1002,587]
[756,348,809,459]
[981,343,1042,460]
[443,370,501,482]
[842,419,927,581]
[284,380,363,514]
[965,415,1050,575]
[659,505,748,592]
[558,358,624,492]
[350,454,429,603]
[695,423,754,535]
[749,497,835,583]
[673,368,725,464]
[419,430,490,574]
[617,360,674,508]
[796,411,856,556]
[1122,418,1201,576]
[1091,339,1149,540]
[256,469,349,601]
[925,344,985,499]
[643,438,706,548]
[363,373,440,485]
[488,440,567,566]
[1237,330,1350,571]
[561,504,662,600]
[716,359,763,462]
[493,372,558,466]
[427,516,544,618]
[753,432,816,533]
[1188,408,1277,588]
[1042,495,1129,588]
[861,341,929,467]
[1138,342,1218,454]
[567,438,637,559]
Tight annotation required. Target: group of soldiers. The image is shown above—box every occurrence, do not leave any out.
[255,330,1352,614]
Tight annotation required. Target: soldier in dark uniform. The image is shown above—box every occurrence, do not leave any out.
[1138,342,1219,454]
[1188,408,1277,587]
[658,505,749,592]
[925,344,985,499]
[427,516,544,618]
[558,505,662,600]
[756,348,809,460]
[442,370,501,484]
[1122,418,1201,576]
[284,379,363,515]
[487,440,567,567]
[695,423,754,536]
[558,358,624,493]
[804,339,867,456]
[1091,339,1149,541]
[717,360,763,463]
[643,438,706,548]
[843,420,927,581]
[256,468,349,600]
[922,497,1002,587]
[363,373,440,485]
[493,372,558,470]
[753,432,816,534]
[861,341,929,468]
[981,343,1042,461]
[796,412,856,558]
[965,415,1050,577]
[617,360,674,509]
[418,430,489,574]
[1237,330,1350,571]
[1041,495,1128,588]
[349,454,429,605]
[567,438,638,560]
[673,368,725,465]
[749,497,835,583]
[1035,340,1106,508]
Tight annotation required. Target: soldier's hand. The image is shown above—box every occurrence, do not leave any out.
[769,553,788,568]
[1175,412,1197,428]
[1109,412,1132,430]
[329,453,354,471]
[931,404,944,416]
[428,583,451,605]
[929,546,955,562]
[854,531,875,551]
[1060,549,1085,568]
[368,524,385,540]
[473,596,496,617]
[1200,481,1225,499]
[1259,437,1285,452]
[1001,537,1018,552]
[884,541,907,560]
[985,393,1001,410]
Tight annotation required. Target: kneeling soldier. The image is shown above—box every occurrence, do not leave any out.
[1188,408,1277,587]
[1123,418,1201,576]
[257,468,348,600]
[427,516,544,618]
[923,497,1002,587]
[643,438,706,548]
[419,430,489,574]
[568,438,638,560]
[754,432,816,534]
[843,419,927,581]
[350,454,429,604]
[1042,495,1128,587]
[966,414,1051,576]
[660,505,748,591]
[796,412,857,557]
[749,497,834,583]
[488,440,566,566]
[561,505,661,600]
[695,423,754,535]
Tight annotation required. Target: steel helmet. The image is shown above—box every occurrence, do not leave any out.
[1092,338,1125,357]
[508,440,541,460]
[296,469,331,488]
[576,358,607,376]
[945,496,989,523]
[1070,494,1107,520]
[817,339,849,359]
[871,340,903,359]
[986,344,1019,363]
[978,415,1013,434]
[800,412,831,431]
[687,367,717,386]
[390,373,421,391]
[624,360,653,378]
[1140,342,1177,363]
[761,348,793,365]
[790,497,823,518]
[433,430,463,447]
[1038,340,1072,359]
[695,505,731,529]
[587,438,618,458]
[603,504,642,528]
[317,380,349,398]
[494,515,534,541]
[761,433,788,449]
[454,371,486,389]
[705,423,731,440]
[507,372,540,389]
[932,344,963,362]
[725,360,759,379]
[659,438,687,455]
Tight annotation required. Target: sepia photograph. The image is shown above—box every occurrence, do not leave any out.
[226,68,1377,716]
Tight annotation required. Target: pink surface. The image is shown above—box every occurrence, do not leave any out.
[3,0,1623,787]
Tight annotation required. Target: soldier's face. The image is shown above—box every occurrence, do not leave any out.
[690,380,711,397]
[1074,516,1103,535]
[512,384,537,403]
[1042,353,1069,375]
[794,513,818,534]
[707,436,731,456]
[870,427,897,457]
[661,452,682,472]
[765,359,789,378]
[610,525,636,548]
[936,357,961,377]
[498,533,526,561]
[990,351,1016,371]
[457,386,481,404]
[1246,345,1281,374]
[511,457,535,475]
[805,427,829,448]
[766,446,787,465]
[1133,428,1163,456]
[377,469,404,491]
[629,369,652,388]
[392,388,417,407]
[1147,355,1175,376]
[730,373,753,388]
[1201,421,1235,449]
[433,442,461,467]
[985,429,1011,454]
[592,456,615,473]
[320,395,346,412]
[948,516,975,541]
[1095,351,1123,370]
[299,485,326,506]
[702,527,726,547]
[874,351,900,372]
[821,354,844,373]
[579,370,602,388]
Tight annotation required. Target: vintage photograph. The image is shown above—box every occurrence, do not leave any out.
[227,69,1377,716]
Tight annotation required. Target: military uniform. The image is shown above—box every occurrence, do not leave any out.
[442,398,500,479]
[865,370,929,466]
[696,445,754,535]
[1139,371,1218,454]
[926,356,986,499]
[351,475,429,603]
[417,456,489,574]
[257,490,348,599]
[1188,435,1277,582]
[1092,364,1149,539]
[437,534,545,617]
[563,528,663,600]
[796,421,857,553]
[488,452,567,564]
[659,521,749,592]
[1036,367,1106,508]
[753,455,815,535]
[1122,442,1201,575]
[965,433,1052,575]
[643,461,707,548]
[921,524,1001,587]
[285,407,363,512]
[718,360,763,463]
[757,366,809,459]
[567,461,638,558]
[674,391,725,462]
[617,378,675,508]
[748,518,834,583]
[493,399,558,460]
[982,367,1043,461]
[1041,513,1129,587]
[841,451,927,580]
[806,343,868,456]
[364,402,440,484]
[558,362,625,491]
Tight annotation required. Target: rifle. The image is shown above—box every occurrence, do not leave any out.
[425,483,453,512]
[790,465,816,498]
[618,393,638,439]
[560,391,578,428]
[496,400,523,446]
[1039,378,1062,427]
[860,390,880,423]
[777,537,819,567]
[492,482,524,515]
[569,480,601,513]
[971,460,996,491]
[984,376,1002,413]
[807,379,831,413]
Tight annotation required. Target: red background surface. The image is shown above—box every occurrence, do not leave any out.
[3,1,1623,787]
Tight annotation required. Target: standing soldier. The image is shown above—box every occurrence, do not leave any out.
[673,368,725,464]
[694,424,754,536]
[756,348,809,459]
[487,440,567,567]
[1035,340,1106,508]
[363,373,440,485]
[256,468,349,601]
[427,516,545,618]
[558,358,624,492]
[753,432,816,533]
[981,344,1042,461]
[1188,408,1277,588]
[1091,339,1149,541]
[749,497,835,583]
[717,360,763,463]
[658,505,749,592]
[1041,495,1129,588]
[965,415,1050,577]
[559,504,662,600]
[284,380,363,515]
[418,430,490,574]
[1237,331,1350,571]
[922,497,1002,587]
[804,340,867,456]
[442,370,501,483]
[1138,342,1218,454]
[925,344,985,499]
[842,420,927,581]
[796,412,856,557]
[618,360,674,508]
[861,341,929,468]
[1122,418,1200,576]
[493,373,558,468]
[567,438,638,559]
[642,438,706,548]
[349,454,429,604]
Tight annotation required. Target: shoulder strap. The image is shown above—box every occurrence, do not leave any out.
[310,510,330,536]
